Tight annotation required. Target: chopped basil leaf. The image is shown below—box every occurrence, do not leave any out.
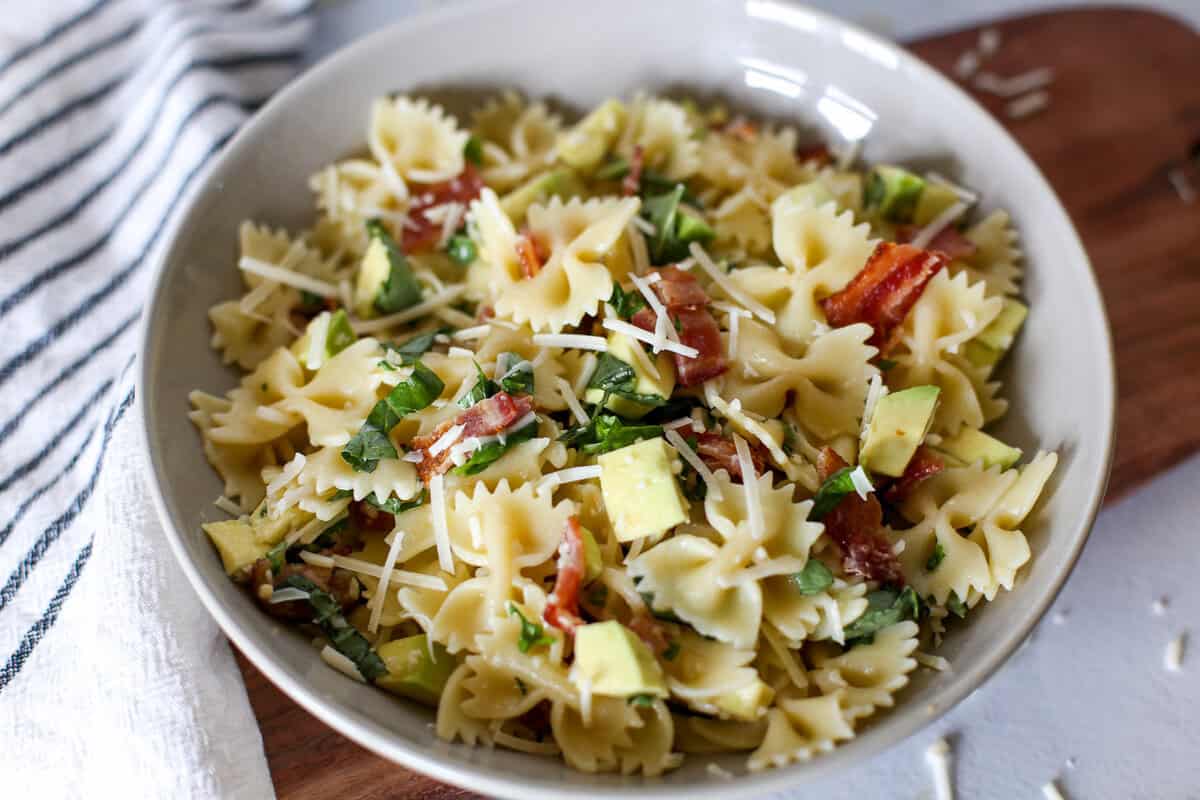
[560,413,662,455]
[446,234,477,265]
[608,283,647,319]
[925,542,946,572]
[506,601,555,653]
[638,590,684,624]
[628,693,655,707]
[640,184,715,264]
[298,290,325,313]
[463,135,484,166]
[496,352,535,396]
[946,591,968,618]
[326,308,356,356]
[454,421,538,475]
[365,219,422,313]
[514,677,528,696]
[364,489,427,515]
[662,641,680,661]
[458,361,499,409]
[586,584,609,607]
[265,539,288,573]
[331,489,354,499]
[595,156,630,181]
[808,467,856,521]
[279,575,388,682]
[791,559,834,595]
[877,358,898,372]
[843,586,922,645]
[342,361,444,471]
[586,352,668,410]
[382,328,449,363]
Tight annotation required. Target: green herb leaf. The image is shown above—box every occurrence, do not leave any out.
[496,352,535,396]
[946,591,968,618]
[640,184,715,264]
[586,584,609,607]
[458,361,499,409]
[326,308,356,356]
[506,601,555,653]
[585,352,667,410]
[298,290,326,313]
[560,413,663,455]
[382,328,448,363]
[627,693,655,707]
[808,467,857,521]
[365,219,422,313]
[662,641,680,661]
[608,283,647,319]
[843,586,923,644]
[791,559,834,595]
[877,358,898,372]
[463,135,484,166]
[343,361,444,471]
[340,425,398,473]
[594,156,630,181]
[925,542,946,572]
[278,575,388,682]
[364,489,427,515]
[454,421,538,475]
[446,234,477,265]
[514,677,528,696]
[265,539,288,573]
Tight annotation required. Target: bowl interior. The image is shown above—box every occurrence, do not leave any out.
[139,1,1114,796]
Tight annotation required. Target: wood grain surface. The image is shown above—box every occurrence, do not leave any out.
[235,9,1200,798]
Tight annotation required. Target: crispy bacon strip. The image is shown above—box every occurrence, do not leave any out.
[895,224,978,261]
[693,432,768,482]
[543,517,586,634]
[820,242,947,352]
[816,448,905,585]
[515,235,542,278]
[411,392,534,482]
[401,165,484,253]
[795,143,834,167]
[622,144,644,197]
[881,446,945,505]
[629,267,728,386]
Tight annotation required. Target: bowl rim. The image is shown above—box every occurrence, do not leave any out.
[136,0,1116,796]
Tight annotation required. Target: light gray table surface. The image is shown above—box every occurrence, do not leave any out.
[303,3,1200,798]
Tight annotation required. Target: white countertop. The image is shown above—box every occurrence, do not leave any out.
[305,3,1200,797]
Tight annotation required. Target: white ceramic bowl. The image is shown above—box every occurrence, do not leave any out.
[137,1,1116,796]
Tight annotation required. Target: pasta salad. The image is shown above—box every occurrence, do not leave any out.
[190,91,1056,775]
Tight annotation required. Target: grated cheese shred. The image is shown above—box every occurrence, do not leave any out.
[430,474,454,573]
[926,738,955,800]
[689,242,775,324]
[733,434,765,542]
[238,256,340,297]
[532,333,609,351]
[664,428,722,502]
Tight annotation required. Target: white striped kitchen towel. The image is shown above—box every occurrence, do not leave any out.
[0,1,313,797]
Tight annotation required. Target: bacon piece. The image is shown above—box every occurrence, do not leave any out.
[543,517,586,635]
[349,500,394,532]
[895,224,978,261]
[881,446,945,505]
[515,235,542,278]
[622,144,644,197]
[627,608,671,656]
[796,143,834,167]
[820,242,947,352]
[815,448,905,585]
[629,267,728,386]
[411,392,534,482]
[693,432,768,482]
[401,165,485,253]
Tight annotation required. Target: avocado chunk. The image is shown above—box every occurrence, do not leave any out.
[291,309,357,370]
[963,298,1028,369]
[202,519,269,578]
[247,499,314,546]
[860,385,941,477]
[556,99,627,172]
[598,437,688,541]
[375,635,455,706]
[864,165,926,223]
[583,333,675,419]
[913,180,962,227]
[713,678,775,721]
[571,621,667,698]
[355,220,422,318]
[935,427,1022,470]
[499,168,585,224]
[580,526,603,584]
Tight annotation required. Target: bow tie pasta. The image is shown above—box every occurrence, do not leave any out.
[190,91,1057,777]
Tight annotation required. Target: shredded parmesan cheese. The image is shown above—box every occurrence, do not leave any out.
[539,466,603,493]
[954,49,981,80]
[351,287,467,334]
[916,652,951,672]
[926,738,955,800]
[909,200,970,249]
[1006,90,1050,120]
[664,428,722,501]
[330,554,448,591]
[974,66,1055,98]
[925,171,979,204]
[689,242,776,324]
[631,272,683,347]
[320,645,366,683]
[706,763,734,780]
[452,324,491,341]
[571,351,599,394]
[727,307,740,360]
[532,333,609,351]
[428,424,465,456]
[446,346,474,359]
[601,316,698,358]
[430,474,454,573]
[978,27,1002,56]
[1041,781,1066,800]
[238,256,340,297]
[555,377,590,425]
[213,496,243,516]
[627,219,652,275]
[1168,168,1197,205]
[368,525,409,633]
[733,434,765,542]
[630,215,656,236]
[1165,632,1187,672]
[266,453,306,497]
[848,465,874,500]
[298,551,336,569]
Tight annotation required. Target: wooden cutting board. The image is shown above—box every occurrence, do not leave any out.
[235,9,1200,798]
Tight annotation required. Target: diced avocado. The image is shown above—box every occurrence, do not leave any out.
[571,621,667,698]
[676,211,714,243]
[860,385,941,477]
[598,437,688,541]
[713,679,775,721]
[936,427,1022,470]
[580,526,603,584]
[778,180,837,210]
[913,181,961,227]
[203,519,269,577]
[247,498,313,545]
[375,635,455,706]
[583,333,675,419]
[864,165,925,223]
[556,99,627,172]
[291,309,357,370]
[499,168,585,224]
[963,299,1028,368]
[355,220,422,318]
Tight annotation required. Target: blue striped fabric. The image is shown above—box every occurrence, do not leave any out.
[0,0,313,704]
